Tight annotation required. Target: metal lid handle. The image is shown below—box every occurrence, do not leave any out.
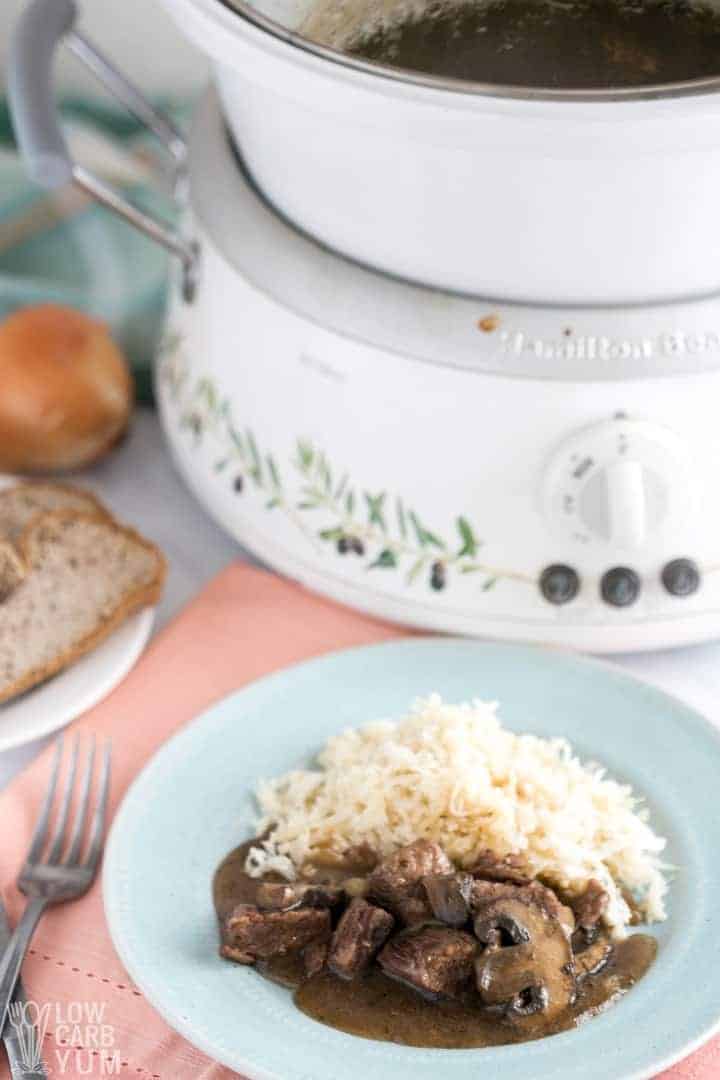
[8,0,198,302]
[8,0,76,189]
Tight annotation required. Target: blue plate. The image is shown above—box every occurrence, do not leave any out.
[103,639,720,1080]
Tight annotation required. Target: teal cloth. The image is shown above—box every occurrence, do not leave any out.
[0,99,186,403]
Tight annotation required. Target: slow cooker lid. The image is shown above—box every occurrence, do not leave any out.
[189,90,720,382]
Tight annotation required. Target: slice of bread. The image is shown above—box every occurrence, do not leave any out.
[0,482,108,545]
[0,511,165,704]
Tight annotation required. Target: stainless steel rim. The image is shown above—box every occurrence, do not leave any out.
[217,0,720,103]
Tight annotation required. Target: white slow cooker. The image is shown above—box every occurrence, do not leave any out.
[10,0,720,652]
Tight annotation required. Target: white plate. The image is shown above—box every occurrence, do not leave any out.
[0,476,156,751]
[0,606,155,752]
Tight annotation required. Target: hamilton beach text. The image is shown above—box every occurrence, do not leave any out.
[499,329,720,362]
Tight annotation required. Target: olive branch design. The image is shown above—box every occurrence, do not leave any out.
[159,344,532,592]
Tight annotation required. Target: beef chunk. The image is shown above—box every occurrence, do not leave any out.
[378,925,477,1000]
[221,903,331,964]
[522,881,574,931]
[423,873,474,927]
[303,938,330,978]
[471,879,525,910]
[369,841,453,919]
[570,879,609,929]
[469,849,532,886]
[328,898,394,980]
[395,897,434,926]
[255,880,343,912]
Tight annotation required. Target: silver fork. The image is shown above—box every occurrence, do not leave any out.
[0,734,111,1040]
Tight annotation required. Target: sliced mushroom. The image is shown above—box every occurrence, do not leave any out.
[473,880,575,938]
[475,941,539,1005]
[473,897,576,1023]
[474,897,534,946]
[574,938,613,980]
[508,985,550,1018]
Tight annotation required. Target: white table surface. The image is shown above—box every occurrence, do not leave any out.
[2,406,720,788]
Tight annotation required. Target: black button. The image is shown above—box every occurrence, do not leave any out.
[540,564,580,605]
[601,567,641,607]
[661,558,701,597]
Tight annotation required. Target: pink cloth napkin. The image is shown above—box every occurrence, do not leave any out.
[0,564,716,1079]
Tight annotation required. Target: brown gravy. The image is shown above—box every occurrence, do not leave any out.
[345,0,720,90]
[213,843,657,1049]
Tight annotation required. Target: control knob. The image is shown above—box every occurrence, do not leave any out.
[544,418,694,551]
[661,558,701,597]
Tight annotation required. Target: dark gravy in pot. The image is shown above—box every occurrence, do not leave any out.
[344,0,720,89]
[213,842,657,1049]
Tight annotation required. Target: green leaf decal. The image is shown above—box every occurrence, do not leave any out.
[370,549,397,569]
[296,440,315,473]
[409,511,445,550]
[408,510,427,547]
[365,492,387,531]
[174,372,513,596]
[396,497,408,539]
[456,516,479,558]
[423,529,445,550]
[318,454,333,493]
[228,425,245,457]
[266,454,282,491]
[246,430,263,486]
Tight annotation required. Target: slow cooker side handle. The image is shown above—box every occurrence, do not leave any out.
[8,0,199,302]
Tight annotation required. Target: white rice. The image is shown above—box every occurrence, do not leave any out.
[247,695,668,933]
